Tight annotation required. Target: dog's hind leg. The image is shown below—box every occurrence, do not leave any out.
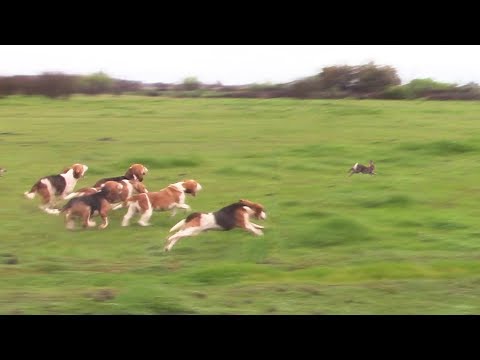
[164,226,202,252]
[65,211,75,230]
[138,207,153,226]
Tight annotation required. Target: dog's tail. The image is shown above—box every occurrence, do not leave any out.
[60,195,78,214]
[24,182,40,199]
[63,192,80,200]
[45,208,61,215]
[169,219,186,233]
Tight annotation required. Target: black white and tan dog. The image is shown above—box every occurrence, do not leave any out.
[164,199,267,252]
[60,180,124,230]
[93,163,148,187]
[64,178,148,210]
[24,163,89,214]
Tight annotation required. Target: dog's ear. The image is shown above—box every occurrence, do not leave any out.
[124,167,134,179]
[73,166,83,179]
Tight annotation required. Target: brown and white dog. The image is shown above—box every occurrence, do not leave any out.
[64,179,148,210]
[24,163,89,214]
[164,199,267,252]
[121,179,202,227]
[60,181,124,230]
[0,167,6,176]
[93,163,148,188]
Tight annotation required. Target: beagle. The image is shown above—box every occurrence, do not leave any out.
[121,179,201,227]
[165,199,267,251]
[92,163,148,187]
[64,179,148,210]
[24,163,88,214]
[60,180,124,230]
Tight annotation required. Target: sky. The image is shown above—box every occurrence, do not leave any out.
[1,45,480,86]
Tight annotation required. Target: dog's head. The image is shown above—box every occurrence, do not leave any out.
[0,167,6,177]
[182,179,202,197]
[63,164,88,179]
[124,164,148,182]
[100,181,124,202]
[239,199,267,220]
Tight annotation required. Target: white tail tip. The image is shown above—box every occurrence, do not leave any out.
[43,208,60,215]
[63,192,79,200]
[169,219,186,233]
[24,192,35,199]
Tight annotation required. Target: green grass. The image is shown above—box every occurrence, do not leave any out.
[2,95,480,314]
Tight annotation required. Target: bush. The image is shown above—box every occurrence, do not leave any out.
[181,76,201,91]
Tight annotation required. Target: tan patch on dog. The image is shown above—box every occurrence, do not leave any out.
[63,164,86,179]
[145,187,181,210]
[234,207,248,229]
[131,180,148,194]
[101,181,124,202]
[72,164,85,179]
[37,184,52,205]
[184,213,202,228]
[135,193,150,213]
[182,179,198,197]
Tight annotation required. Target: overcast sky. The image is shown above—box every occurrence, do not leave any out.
[1,45,479,85]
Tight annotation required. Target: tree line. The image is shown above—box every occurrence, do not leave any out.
[1,64,480,100]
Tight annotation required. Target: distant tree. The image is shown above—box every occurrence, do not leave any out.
[182,76,201,91]
[380,78,457,99]
[404,78,454,97]
[318,63,400,93]
[318,65,355,91]
[288,63,401,98]
[79,72,114,94]
[350,62,401,93]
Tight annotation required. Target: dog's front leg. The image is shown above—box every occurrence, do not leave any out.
[122,203,137,226]
[98,205,109,229]
[245,222,264,236]
[99,215,109,229]
[250,222,265,229]
[178,203,191,212]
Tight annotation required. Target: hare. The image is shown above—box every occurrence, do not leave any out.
[348,160,376,176]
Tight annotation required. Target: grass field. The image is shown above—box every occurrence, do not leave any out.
[2,95,480,314]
